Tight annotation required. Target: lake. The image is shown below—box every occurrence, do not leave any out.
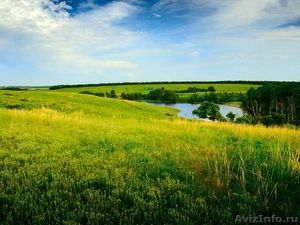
[144,102,244,120]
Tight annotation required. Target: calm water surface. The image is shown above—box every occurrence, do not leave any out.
[145,102,243,120]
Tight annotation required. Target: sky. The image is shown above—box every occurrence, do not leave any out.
[0,0,300,86]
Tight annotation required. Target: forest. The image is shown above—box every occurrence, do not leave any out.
[242,82,300,125]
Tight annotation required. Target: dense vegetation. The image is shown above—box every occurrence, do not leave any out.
[80,89,178,103]
[0,87,28,91]
[188,82,300,127]
[242,82,300,125]
[173,86,216,93]
[0,84,299,224]
[188,92,245,104]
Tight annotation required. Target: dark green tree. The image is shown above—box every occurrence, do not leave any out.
[273,114,285,126]
[192,101,220,121]
[189,93,198,104]
[147,89,164,101]
[226,111,236,122]
[127,93,134,100]
[208,86,216,92]
[94,92,105,97]
[261,115,274,127]
[121,92,127,99]
[162,90,178,103]
[203,92,218,103]
[110,90,117,98]
[235,115,254,124]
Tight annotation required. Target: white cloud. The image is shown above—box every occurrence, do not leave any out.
[262,27,300,41]
[77,1,140,23]
[152,13,161,18]
[78,0,98,10]
[1,0,300,85]
[216,53,257,61]
[152,0,173,11]
[152,0,300,34]
[188,51,199,57]
[0,0,142,79]
[206,0,299,31]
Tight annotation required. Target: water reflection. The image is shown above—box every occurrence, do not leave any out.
[144,102,243,120]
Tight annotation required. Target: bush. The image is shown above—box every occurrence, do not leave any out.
[235,115,253,125]
[226,111,235,122]
[273,114,285,126]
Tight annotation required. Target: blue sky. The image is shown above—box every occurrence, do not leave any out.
[1,0,300,86]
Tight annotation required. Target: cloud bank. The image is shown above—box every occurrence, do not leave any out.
[0,0,299,85]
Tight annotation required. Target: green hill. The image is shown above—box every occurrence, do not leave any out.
[0,90,299,224]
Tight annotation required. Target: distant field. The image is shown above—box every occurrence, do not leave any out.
[54,83,261,95]
[1,89,299,224]
[0,90,179,119]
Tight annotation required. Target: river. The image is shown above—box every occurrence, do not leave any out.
[144,102,243,120]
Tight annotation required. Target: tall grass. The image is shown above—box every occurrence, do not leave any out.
[0,90,299,224]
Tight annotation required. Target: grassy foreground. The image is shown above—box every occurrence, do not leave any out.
[0,90,299,224]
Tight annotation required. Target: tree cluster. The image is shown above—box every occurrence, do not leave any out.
[174,86,216,93]
[80,89,178,103]
[79,90,116,98]
[120,89,178,103]
[145,89,178,103]
[121,92,143,101]
[189,92,245,104]
[0,87,28,91]
[242,82,300,125]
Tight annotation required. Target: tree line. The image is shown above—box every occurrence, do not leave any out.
[80,89,179,103]
[0,87,29,91]
[80,90,117,98]
[188,92,245,104]
[174,86,216,93]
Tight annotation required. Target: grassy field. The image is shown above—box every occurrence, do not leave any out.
[54,83,260,95]
[0,89,299,224]
[0,90,179,119]
[53,83,260,104]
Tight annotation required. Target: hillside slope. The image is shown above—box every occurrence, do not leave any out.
[0,90,299,224]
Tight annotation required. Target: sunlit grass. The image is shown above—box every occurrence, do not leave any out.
[0,89,299,224]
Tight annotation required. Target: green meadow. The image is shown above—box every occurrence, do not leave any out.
[55,83,260,94]
[54,83,260,104]
[0,89,299,224]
